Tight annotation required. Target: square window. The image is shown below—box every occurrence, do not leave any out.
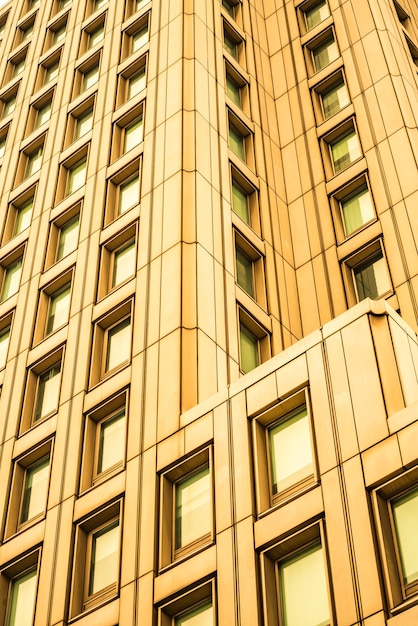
[353,249,392,301]
[66,157,87,195]
[175,465,211,552]
[239,323,259,373]
[33,361,61,423]
[56,214,80,260]
[304,0,330,30]
[1,258,23,302]
[6,568,38,626]
[0,323,11,369]
[311,35,338,72]
[320,77,350,119]
[20,455,50,525]
[340,184,374,235]
[278,543,331,626]
[46,282,71,335]
[105,316,131,373]
[25,146,43,178]
[330,129,361,173]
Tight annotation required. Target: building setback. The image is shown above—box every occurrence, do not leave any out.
[0,0,418,624]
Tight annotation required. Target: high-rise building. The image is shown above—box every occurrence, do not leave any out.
[0,0,418,624]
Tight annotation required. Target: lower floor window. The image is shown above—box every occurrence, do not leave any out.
[175,600,214,625]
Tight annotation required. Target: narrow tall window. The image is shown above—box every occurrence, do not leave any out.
[132,24,148,52]
[46,283,71,335]
[229,124,245,160]
[45,60,59,84]
[33,362,61,423]
[20,456,50,525]
[321,79,349,119]
[105,317,131,373]
[226,73,241,106]
[6,569,37,626]
[123,116,143,152]
[25,147,43,178]
[1,259,23,302]
[0,135,6,158]
[57,216,79,260]
[88,24,104,48]
[235,246,254,297]
[88,519,120,597]
[279,543,330,626]
[128,67,146,99]
[112,240,136,288]
[96,409,126,475]
[3,96,17,118]
[14,199,33,235]
[239,323,258,373]
[35,101,52,128]
[269,405,313,497]
[232,181,249,223]
[82,64,99,91]
[118,174,139,214]
[0,325,11,369]
[392,487,418,595]
[75,107,94,139]
[67,158,87,195]
[175,465,211,552]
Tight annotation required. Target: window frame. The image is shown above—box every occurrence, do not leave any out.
[45,203,81,268]
[0,552,40,626]
[305,28,339,75]
[2,186,36,243]
[329,174,376,242]
[159,580,216,626]
[0,312,13,370]
[342,239,393,305]
[104,159,141,224]
[98,222,138,300]
[0,248,24,303]
[321,119,363,178]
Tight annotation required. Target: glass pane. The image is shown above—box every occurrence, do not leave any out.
[14,200,33,235]
[105,317,131,372]
[33,363,61,422]
[331,131,361,172]
[341,186,374,235]
[0,325,10,368]
[0,136,6,158]
[57,216,79,260]
[82,65,99,91]
[118,175,139,214]
[20,456,50,524]
[229,124,245,160]
[21,24,34,40]
[3,97,16,118]
[112,240,136,287]
[89,520,119,595]
[239,324,258,373]
[124,117,143,153]
[89,25,104,48]
[46,284,71,334]
[75,108,93,139]
[36,102,51,127]
[175,466,211,549]
[236,247,254,297]
[224,32,237,58]
[128,67,146,98]
[67,159,86,194]
[222,0,234,17]
[53,25,66,44]
[354,251,391,301]
[1,259,23,302]
[94,0,108,9]
[45,62,59,83]
[306,0,330,29]
[176,601,213,626]
[232,181,249,223]
[269,406,313,494]
[392,488,418,585]
[226,74,241,106]
[25,148,43,177]
[280,544,330,626]
[321,80,349,119]
[313,38,338,71]
[7,569,37,626]
[97,410,125,474]
[132,25,148,52]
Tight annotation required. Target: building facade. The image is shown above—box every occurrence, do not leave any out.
[0,0,418,624]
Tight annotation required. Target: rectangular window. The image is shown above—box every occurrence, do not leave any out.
[320,78,349,119]
[128,66,146,99]
[105,317,131,373]
[235,245,254,297]
[353,250,391,301]
[25,147,43,178]
[57,215,79,260]
[175,601,214,626]
[20,456,50,525]
[229,123,245,160]
[88,24,104,48]
[279,543,330,626]
[175,465,211,552]
[45,60,60,84]
[82,64,99,91]
[14,199,33,235]
[0,324,11,369]
[330,129,361,173]
[341,185,374,235]
[312,35,338,71]
[118,174,140,214]
[66,158,87,195]
[6,568,37,626]
[96,409,126,476]
[1,258,23,302]
[33,362,61,423]
[75,107,94,139]
[35,101,52,128]
[226,73,241,106]
[232,180,249,223]
[46,283,71,335]
[3,96,17,119]
[224,30,239,60]
[0,135,6,158]
[123,116,143,152]
[392,487,418,595]
[132,24,149,52]
[239,323,259,373]
[112,239,136,288]
[268,405,313,498]
[305,0,330,30]
[88,519,120,597]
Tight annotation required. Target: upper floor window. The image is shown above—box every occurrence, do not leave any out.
[239,322,259,373]
[20,456,50,525]
[353,249,391,302]
[310,33,338,72]
[340,183,374,236]
[1,257,23,302]
[304,0,330,30]
[329,128,361,173]
[175,465,211,554]
[319,75,350,119]
[175,601,214,626]
[0,321,11,369]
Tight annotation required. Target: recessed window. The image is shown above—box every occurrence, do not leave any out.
[231,179,249,223]
[239,322,258,373]
[25,146,43,178]
[222,0,236,17]
[33,361,61,423]
[82,63,99,92]
[128,65,146,99]
[132,23,149,52]
[13,198,34,235]
[60,0,72,7]
[2,94,17,119]
[320,77,349,119]
[66,157,87,195]
[105,316,131,374]
[278,543,331,626]
[311,34,338,72]
[35,100,52,128]
[96,408,126,476]
[20,455,50,526]
[175,601,214,626]
[304,0,330,30]
[175,465,211,553]
[88,23,104,48]
[1,258,23,303]
[329,128,361,173]
[74,106,94,139]
[223,27,241,61]
[123,115,143,152]
[112,239,136,288]
[93,0,108,10]
[226,72,241,106]
[56,215,80,260]
[88,519,120,597]
[392,487,418,596]
[235,245,254,297]
[229,123,245,160]
[12,57,26,78]
[119,174,140,214]
[44,59,60,84]
[20,21,34,41]
[0,134,6,158]
[340,184,374,235]
[353,249,392,302]
[6,568,38,626]
[0,323,11,369]
[46,282,71,335]
[52,22,67,45]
